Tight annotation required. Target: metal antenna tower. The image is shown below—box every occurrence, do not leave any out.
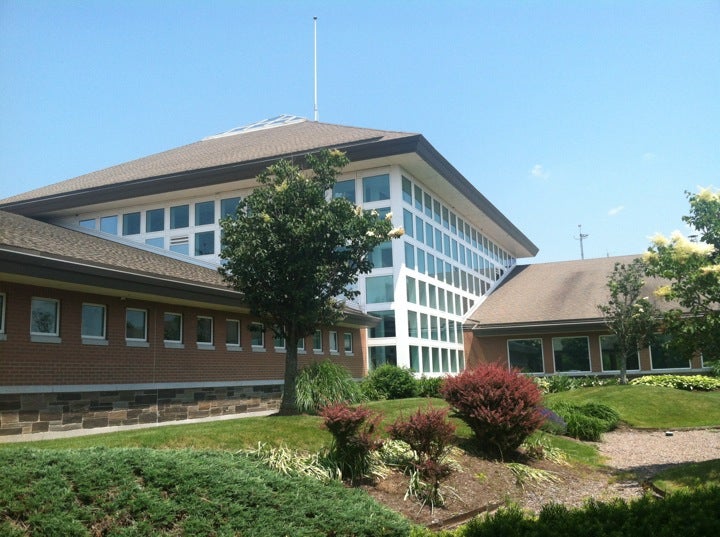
[313,16,318,121]
[575,224,589,259]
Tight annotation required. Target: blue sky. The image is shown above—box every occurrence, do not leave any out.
[1,0,718,263]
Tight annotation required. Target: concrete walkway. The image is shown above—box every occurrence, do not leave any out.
[0,409,277,444]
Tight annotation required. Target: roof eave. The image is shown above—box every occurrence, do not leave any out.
[470,318,607,337]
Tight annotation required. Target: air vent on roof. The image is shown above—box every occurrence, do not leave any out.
[203,115,308,140]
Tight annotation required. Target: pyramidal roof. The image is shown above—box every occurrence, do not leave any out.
[0,117,417,208]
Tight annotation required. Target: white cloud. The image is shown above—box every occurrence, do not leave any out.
[608,205,625,216]
[530,164,550,180]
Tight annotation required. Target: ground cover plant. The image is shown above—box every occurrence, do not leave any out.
[630,374,720,391]
[0,447,410,537]
[546,401,620,441]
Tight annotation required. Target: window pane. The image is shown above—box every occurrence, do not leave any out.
[420,313,428,339]
[553,337,590,372]
[146,208,164,232]
[170,205,189,229]
[366,275,393,303]
[170,239,189,255]
[226,320,240,345]
[418,281,427,306]
[414,185,423,211]
[442,349,449,372]
[415,216,424,243]
[195,201,215,225]
[409,345,420,372]
[424,193,433,217]
[126,309,146,340]
[600,335,639,371]
[221,197,241,219]
[122,212,140,235]
[406,276,416,303]
[81,304,105,338]
[100,215,118,234]
[369,310,396,338]
[432,348,440,372]
[164,313,182,342]
[79,219,96,229]
[402,176,412,204]
[508,338,544,373]
[333,179,355,202]
[194,231,215,255]
[405,243,415,270]
[369,346,397,370]
[313,330,322,351]
[329,331,338,352]
[362,174,390,202]
[198,317,213,344]
[408,310,418,337]
[31,298,58,335]
[425,223,434,248]
[344,333,353,352]
[250,323,264,347]
[417,248,426,274]
[422,347,431,372]
[427,254,435,277]
[145,237,164,248]
[370,241,393,268]
[403,209,413,238]
[651,335,689,369]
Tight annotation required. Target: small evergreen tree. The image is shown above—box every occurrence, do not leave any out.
[597,259,660,384]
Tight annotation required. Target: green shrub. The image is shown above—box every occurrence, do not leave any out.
[295,359,363,414]
[630,374,720,391]
[441,364,544,457]
[539,375,620,393]
[416,375,444,398]
[364,365,418,400]
[547,401,620,441]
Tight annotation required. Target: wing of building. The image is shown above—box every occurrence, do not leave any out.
[1,115,538,436]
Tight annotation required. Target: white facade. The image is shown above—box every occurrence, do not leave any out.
[53,160,516,376]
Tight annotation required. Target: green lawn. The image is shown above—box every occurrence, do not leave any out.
[544,385,720,428]
[652,459,720,494]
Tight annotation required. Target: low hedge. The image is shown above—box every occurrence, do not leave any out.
[630,375,720,391]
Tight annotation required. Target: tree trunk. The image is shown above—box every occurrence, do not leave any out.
[278,328,300,416]
[619,352,629,385]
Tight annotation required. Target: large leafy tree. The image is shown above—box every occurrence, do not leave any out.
[219,149,402,415]
[644,188,720,363]
[598,259,660,384]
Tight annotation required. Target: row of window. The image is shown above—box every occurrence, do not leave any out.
[508,335,691,374]
[332,173,391,205]
[406,276,474,316]
[79,197,241,236]
[10,295,352,353]
[368,344,466,375]
[407,310,464,343]
[401,175,513,266]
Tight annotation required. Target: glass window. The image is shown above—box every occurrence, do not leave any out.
[195,201,215,226]
[329,331,339,352]
[420,313,429,339]
[370,310,396,338]
[164,313,182,343]
[408,310,418,337]
[122,212,140,235]
[369,346,397,369]
[81,303,106,339]
[170,204,189,229]
[221,197,241,219]
[297,337,305,351]
[250,323,264,348]
[430,316,438,340]
[443,234,451,257]
[403,209,414,238]
[370,242,393,268]
[441,206,449,229]
[422,347,431,372]
[100,215,118,234]
[145,237,164,248]
[405,243,415,270]
[0,293,5,334]
[414,185,423,212]
[362,174,390,202]
[366,275,393,303]
[344,333,353,353]
[650,334,690,369]
[442,349,449,372]
[273,328,285,350]
[438,288,445,311]
[435,229,443,254]
[423,192,433,217]
[79,218,96,229]
[415,216,424,243]
[406,276,416,303]
[313,330,323,351]
[432,348,441,372]
[333,179,356,202]
[446,291,454,314]
[146,208,164,232]
[402,176,412,204]
[226,319,240,346]
[409,345,420,372]
[427,253,435,278]
[170,238,189,255]
[425,223,434,248]
[198,316,213,344]
[418,281,427,306]
[553,336,591,372]
[125,308,147,341]
[417,248,426,274]
[195,231,215,255]
[450,349,458,373]
[439,317,447,341]
[508,338,544,373]
[450,213,457,234]
[600,335,639,371]
[428,284,437,309]
[459,350,465,371]
[448,320,456,343]
[31,298,59,335]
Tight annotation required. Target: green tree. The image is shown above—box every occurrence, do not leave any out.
[219,149,402,415]
[644,188,720,363]
[598,259,660,384]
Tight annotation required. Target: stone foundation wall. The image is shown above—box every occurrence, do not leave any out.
[0,384,282,436]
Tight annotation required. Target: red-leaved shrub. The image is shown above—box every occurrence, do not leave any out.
[388,406,456,465]
[319,403,382,482]
[440,363,544,458]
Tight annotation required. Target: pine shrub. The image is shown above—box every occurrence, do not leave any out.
[440,363,544,457]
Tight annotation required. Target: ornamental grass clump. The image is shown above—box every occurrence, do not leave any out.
[295,360,363,414]
[319,402,383,483]
[440,363,545,458]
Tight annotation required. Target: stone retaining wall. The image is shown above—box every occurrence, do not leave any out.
[0,384,282,436]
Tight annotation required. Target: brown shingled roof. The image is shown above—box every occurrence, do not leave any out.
[0,119,413,206]
[469,255,672,331]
